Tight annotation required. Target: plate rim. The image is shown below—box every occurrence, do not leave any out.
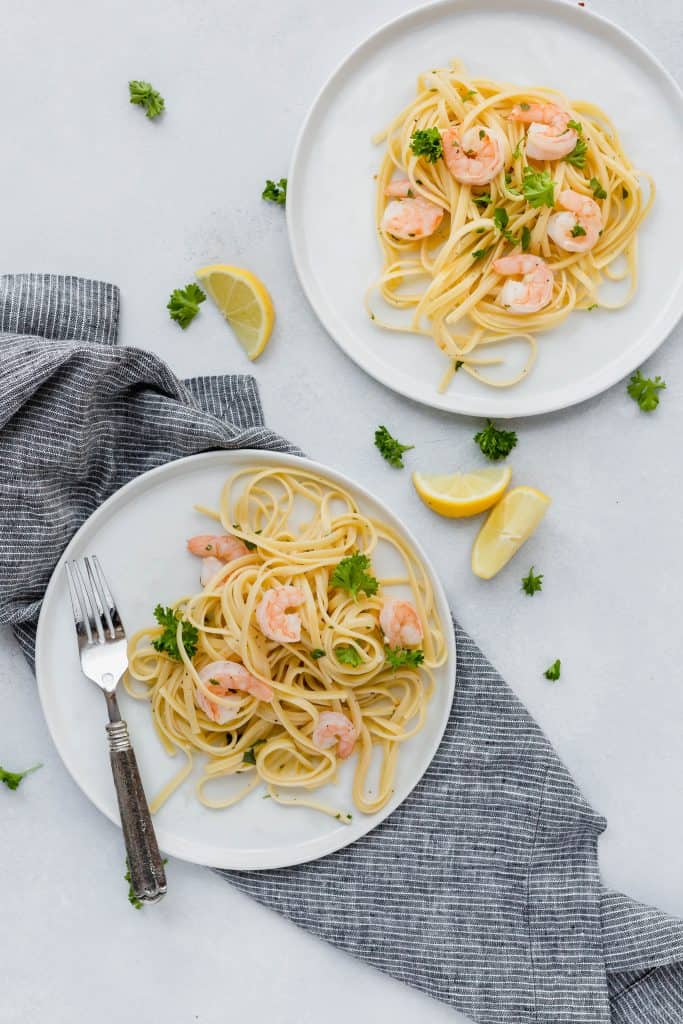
[286,0,683,418]
[35,450,456,870]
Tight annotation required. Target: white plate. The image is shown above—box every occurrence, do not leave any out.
[35,451,455,870]
[287,0,683,418]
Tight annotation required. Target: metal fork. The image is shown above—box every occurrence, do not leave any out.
[65,555,167,905]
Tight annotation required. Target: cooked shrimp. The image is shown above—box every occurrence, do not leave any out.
[491,254,557,313]
[195,661,274,723]
[256,585,306,644]
[493,254,554,314]
[200,556,225,587]
[187,534,249,562]
[509,102,577,161]
[547,188,602,252]
[382,179,444,240]
[442,126,505,186]
[312,711,357,760]
[380,597,424,648]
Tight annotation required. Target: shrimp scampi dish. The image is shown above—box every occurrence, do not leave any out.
[126,466,448,822]
[368,60,654,391]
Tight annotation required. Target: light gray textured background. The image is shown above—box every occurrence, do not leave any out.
[1,2,681,1022]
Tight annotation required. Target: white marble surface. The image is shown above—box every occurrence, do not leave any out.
[2,1,682,1022]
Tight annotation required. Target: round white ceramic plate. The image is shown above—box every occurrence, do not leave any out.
[287,0,683,418]
[35,451,455,870]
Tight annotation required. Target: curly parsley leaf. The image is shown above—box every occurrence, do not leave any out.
[0,762,42,791]
[410,127,443,163]
[565,137,587,168]
[522,166,555,208]
[567,119,583,134]
[385,646,425,670]
[335,645,364,668]
[473,419,518,461]
[374,425,414,468]
[166,283,206,329]
[627,370,666,412]
[262,178,287,205]
[331,552,379,600]
[152,605,198,661]
[544,659,561,681]
[589,177,607,200]
[128,80,165,119]
[521,567,543,596]
[243,740,267,765]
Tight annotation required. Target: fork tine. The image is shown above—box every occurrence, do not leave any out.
[65,561,92,643]
[85,556,114,640]
[73,560,104,643]
[91,555,124,635]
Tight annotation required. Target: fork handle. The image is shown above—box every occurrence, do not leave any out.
[106,718,167,904]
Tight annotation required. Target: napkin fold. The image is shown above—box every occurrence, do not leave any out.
[1,274,681,1024]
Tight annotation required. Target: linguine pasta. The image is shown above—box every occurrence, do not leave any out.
[125,466,447,821]
[367,60,654,391]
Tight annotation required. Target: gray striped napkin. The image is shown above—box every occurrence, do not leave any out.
[1,274,681,1024]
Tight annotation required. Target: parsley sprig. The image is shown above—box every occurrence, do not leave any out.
[627,370,666,412]
[262,178,287,205]
[152,605,198,661]
[375,425,414,468]
[167,284,206,329]
[0,763,42,791]
[385,646,425,670]
[474,420,518,461]
[128,80,165,119]
[521,567,543,596]
[331,552,379,600]
[522,167,555,208]
[410,127,443,163]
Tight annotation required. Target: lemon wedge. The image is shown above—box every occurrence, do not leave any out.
[196,264,274,360]
[412,466,512,518]
[472,486,551,579]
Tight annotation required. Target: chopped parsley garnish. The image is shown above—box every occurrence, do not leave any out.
[374,424,414,468]
[587,303,598,310]
[565,137,587,168]
[335,646,364,668]
[589,177,607,200]
[511,139,522,160]
[454,359,464,372]
[493,207,509,231]
[311,648,325,660]
[479,129,486,139]
[521,567,543,596]
[232,524,259,551]
[152,605,198,661]
[521,225,531,251]
[0,763,42,791]
[243,740,267,765]
[124,859,143,909]
[262,178,287,205]
[409,127,443,163]
[567,119,583,134]
[519,102,530,111]
[570,224,587,237]
[472,246,493,261]
[474,419,518,461]
[622,187,629,199]
[460,88,477,101]
[544,659,561,681]
[627,369,666,412]
[473,192,491,207]
[166,284,206,329]
[128,80,165,119]
[522,166,555,208]
[330,552,379,600]
[385,646,425,670]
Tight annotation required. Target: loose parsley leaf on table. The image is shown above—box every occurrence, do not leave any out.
[385,646,425,670]
[374,425,414,468]
[152,605,198,661]
[0,763,42,791]
[167,283,206,329]
[627,370,666,412]
[473,419,518,461]
[522,166,555,208]
[331,552,379,600]
[335,646,364,668]
[128,80,165,119]
[544,659,561,681]
[521,567,543,596]
[262,178,287,205]
[410,127,443,163]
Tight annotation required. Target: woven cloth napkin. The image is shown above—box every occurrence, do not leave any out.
[1,274,681,1024]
